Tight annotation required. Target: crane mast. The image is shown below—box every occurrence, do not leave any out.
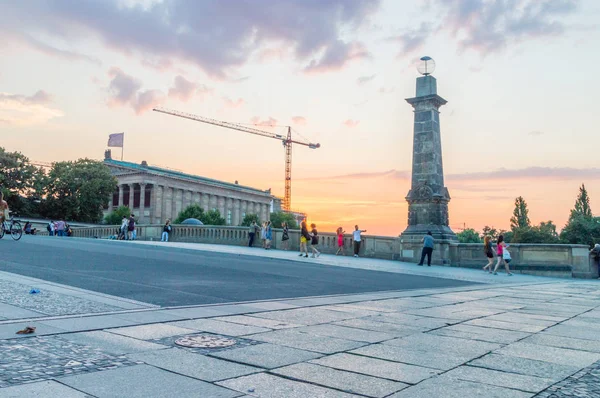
[153,107,320,212]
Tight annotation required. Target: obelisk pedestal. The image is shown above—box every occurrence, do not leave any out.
[400,71,456,264]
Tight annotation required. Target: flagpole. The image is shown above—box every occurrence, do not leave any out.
[121,132,124,161]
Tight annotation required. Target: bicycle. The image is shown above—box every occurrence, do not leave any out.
[0,212,23,241]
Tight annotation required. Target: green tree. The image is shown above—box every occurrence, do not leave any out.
[202,209,226,225]
[481,225,499,240]
[174,204,205,224]
[241,213,260,226]
[510,196,531,231]
[43,159,117,223]
[560,215,600,248]
[269,211,298,229]
[104,206,132,225]
[456,228,482,243]
[571,184,593,219]
[513,221,560,243]
[0,147,45,215]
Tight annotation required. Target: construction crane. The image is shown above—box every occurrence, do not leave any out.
[153,107,320,211]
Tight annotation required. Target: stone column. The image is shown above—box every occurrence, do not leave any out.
[174,189,183,219]
[202,193,209,212]
[233,199,241,226]
[209,194,217,211]
[183,190,192,209]
[218,196,225,218]
[164,187,173,221]
[225,197,233,225]
[401,69,455,241]
[261,203,269,222]
[128,184,135,210]
[118,184,124,207]
[255,203,262,220]
[139,183,146,223]
[153,185,163,223]
[241,200,247,222]
[193,192,201,206]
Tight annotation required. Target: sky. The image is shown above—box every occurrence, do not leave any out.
[1,0,599,236]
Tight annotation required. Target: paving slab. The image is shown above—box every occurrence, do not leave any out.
[271,362,408,398]
[213,315,302,330]
[58,364,241,398]
[168,318,271,336]
[311,353,439,384]
[107,323,196,340]
[210,343,322,369]
[520,333,600,353]
[239,301,298,311]
[351,343,470,371]
[387,376,533,398]
[443,365,555,393]
[295,324,396,343]
[542,324,600,341]
[384,332,501,358]
[58,330,169,355]
[112,310,188,324]
[251,307,355,325]
[39,314,138,332]
[494,342,600,367]
[464,318,546,333]
[0,302,46,320]
[217,372,356,398]
[468,353,580,381]
[129,347,261,382]
[485,312,561,327]
[247,328,366,354]
[429,323,531,344]
[332,318,422,337]
[0,380,90,397]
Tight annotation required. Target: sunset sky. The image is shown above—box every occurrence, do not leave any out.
[1,0,599,236]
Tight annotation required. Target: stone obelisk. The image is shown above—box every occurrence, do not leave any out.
[401,58,456,246]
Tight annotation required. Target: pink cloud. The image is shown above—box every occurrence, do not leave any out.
[106,67,164,114]
[134,89,165,114]
[292,116,307,125]
[304,41,370,74]
[223,97,245,109]
[251,116,278,127]
[168,75,212,102]
[343,119,360,128]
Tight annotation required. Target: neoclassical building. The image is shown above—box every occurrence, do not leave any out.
[103,150,275,225]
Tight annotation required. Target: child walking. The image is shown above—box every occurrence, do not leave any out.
[310,223,321,258]
[482,235,494,272]
[299,221,310,258]
[493,235,513,276]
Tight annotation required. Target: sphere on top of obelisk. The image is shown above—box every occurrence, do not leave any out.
[417,56,436,76]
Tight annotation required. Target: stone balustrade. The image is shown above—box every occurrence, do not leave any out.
[68,224,598,279]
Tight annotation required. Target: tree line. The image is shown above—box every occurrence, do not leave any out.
[0,147,116,223]
[457,184,599,247]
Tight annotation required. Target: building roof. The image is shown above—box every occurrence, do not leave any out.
[104,159,270,196]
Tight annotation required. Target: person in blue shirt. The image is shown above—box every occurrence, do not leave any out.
[417,231,434,266]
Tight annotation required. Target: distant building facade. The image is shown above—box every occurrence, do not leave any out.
[103,150,273,225]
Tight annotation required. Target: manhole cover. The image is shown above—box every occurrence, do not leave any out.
[175,335,237,348]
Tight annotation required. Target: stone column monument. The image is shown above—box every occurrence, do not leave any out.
[400,57,456,263]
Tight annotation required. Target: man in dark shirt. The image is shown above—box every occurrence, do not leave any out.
[418,231,435,266]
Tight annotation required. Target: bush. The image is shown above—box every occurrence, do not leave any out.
[104,206,132,225]
[456,228,482,243]
[174,204,205,224]
[241,213,259,227]
[560,215,600,248]
[269,211,298,229]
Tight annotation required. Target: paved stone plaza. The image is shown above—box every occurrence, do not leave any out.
[0,244,599,397]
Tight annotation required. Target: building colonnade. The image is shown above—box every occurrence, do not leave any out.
[108,183,270,225]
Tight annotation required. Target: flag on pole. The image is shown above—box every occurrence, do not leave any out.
[107,133,124,148]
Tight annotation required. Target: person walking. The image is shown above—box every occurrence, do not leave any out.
[120,216,128,240]
[482,235,495,272]
[127,214,136,240]
[260,222,267,248]
[281,222,290,250]
[352,225,367,257]
[309,223,321,258]
[417,231,434,266]
[161,219,172,242]
[493,235,513,276]
[336,227,346,256]
[47,221,55,236]
[299,221,310,258]
[248,221,259,247]
[265,221,273,249]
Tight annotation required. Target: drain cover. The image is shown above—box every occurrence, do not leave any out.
[175,335,237,348]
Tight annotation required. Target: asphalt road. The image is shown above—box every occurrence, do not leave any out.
[0,236,476,307]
